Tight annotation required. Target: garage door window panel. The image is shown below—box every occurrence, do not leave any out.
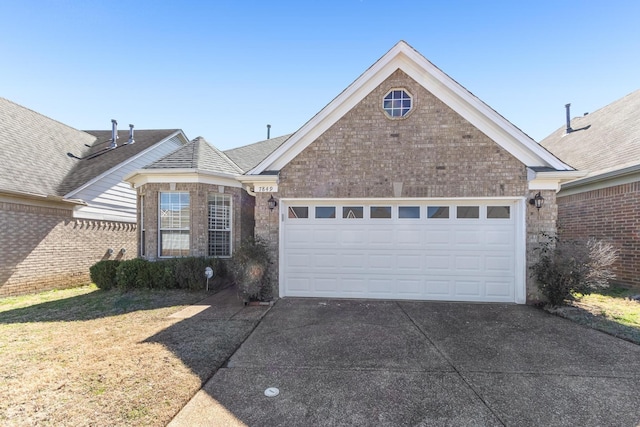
[370,206,392,219]
[288,206,309,219]
[456,206,479,219]
[427,206,449,219]
[315,206,336,219]
[399,206,420,219]
[342,206,364,219]
[487,206,510,219]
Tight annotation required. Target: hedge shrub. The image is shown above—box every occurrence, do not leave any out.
[89,257,227,291]
[89,260,121,290]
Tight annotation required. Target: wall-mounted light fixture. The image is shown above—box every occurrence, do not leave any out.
[267,194,278,211]
[107,248,114,255]
[120,248,126,254]
[529,192,545,210]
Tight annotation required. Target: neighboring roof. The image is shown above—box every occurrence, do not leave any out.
[59,129,181,195]
[145,136,243,175]
[540,89,640,173]
[248,40,572,175]
[0,97,96,198]
[224,134,292,172]
[0,96,185,199]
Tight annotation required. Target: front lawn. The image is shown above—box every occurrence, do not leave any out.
[0,285,248,426]
[546,286,640,345]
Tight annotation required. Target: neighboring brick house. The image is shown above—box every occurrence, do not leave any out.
[540,89,640,288]
[0,97,189,296]
[126,41,582,303]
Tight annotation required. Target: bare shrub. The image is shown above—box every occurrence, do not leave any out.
[531,234,618,306]
[230,237,272,301]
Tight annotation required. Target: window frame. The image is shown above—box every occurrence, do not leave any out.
[208,193,233,258]
[382,88,413,119]
[158,191,191,258]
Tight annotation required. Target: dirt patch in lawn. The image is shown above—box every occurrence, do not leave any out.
[0,285,257,426]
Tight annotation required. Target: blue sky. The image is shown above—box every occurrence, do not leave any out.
[1,1,638,150]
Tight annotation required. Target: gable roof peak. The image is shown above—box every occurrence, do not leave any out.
[248,41,572,174]
[144,135,243,175]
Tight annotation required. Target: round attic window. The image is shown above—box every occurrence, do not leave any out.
[383,89,412,118]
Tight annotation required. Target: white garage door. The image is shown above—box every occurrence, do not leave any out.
[280,199,525,303]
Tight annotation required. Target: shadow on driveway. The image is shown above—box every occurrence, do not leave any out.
[169,298,640,427]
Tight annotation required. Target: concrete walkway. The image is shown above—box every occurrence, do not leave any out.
[170,298,640,426]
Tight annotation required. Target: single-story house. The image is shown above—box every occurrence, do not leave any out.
[0,97,189,296]
[540,89,640,288]
[125,41,585,303]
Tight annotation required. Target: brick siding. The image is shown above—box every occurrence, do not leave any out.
[557,182,640,288]
[137,183,252,261]
[0,201,136,297]
[254,69,555,302]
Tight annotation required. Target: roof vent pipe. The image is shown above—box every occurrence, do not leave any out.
[110,119,118,148]
[565,104,573,134]
[267,124,271,140]
[128,124,135,144]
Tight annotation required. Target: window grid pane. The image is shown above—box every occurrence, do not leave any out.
[383,89,412,118]
[209,231,231,257]
[160,230,189,257]
[159,192,190,257]
[208,194,232,257]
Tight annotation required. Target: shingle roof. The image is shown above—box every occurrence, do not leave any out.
[0,97,183,198]
[59,129,181,195]
[224,134,292,172]
[145,136,243,175]
[540,89,640,172]
[0,97,96,197]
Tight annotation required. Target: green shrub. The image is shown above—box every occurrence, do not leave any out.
[115,259,153,290]
[173,257,218,290]
[531,234,618,306]
[230,238,271,301]
[147,260,178,289]
[89,260,121,290]
[90,257,228,291]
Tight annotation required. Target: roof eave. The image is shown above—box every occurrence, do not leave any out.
[124,168,243,188]
[248,41,572,175]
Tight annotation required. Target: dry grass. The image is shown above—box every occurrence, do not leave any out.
[0,285,252,426]
[546,286,640,345]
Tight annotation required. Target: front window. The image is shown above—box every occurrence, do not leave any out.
[208,193,232,257]
[383,89,412,118]
[159,192,190,257]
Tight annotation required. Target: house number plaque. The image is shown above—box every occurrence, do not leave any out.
[255,185,278,192]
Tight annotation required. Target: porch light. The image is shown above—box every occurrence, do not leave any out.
[529,192,544,210]
[267,194,278,211]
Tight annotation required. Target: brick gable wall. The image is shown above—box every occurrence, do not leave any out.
[254,69,556,302]
[0,201,136,297]
[557,182,640,288]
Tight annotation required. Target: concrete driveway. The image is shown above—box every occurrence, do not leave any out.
[170,298,640,426]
